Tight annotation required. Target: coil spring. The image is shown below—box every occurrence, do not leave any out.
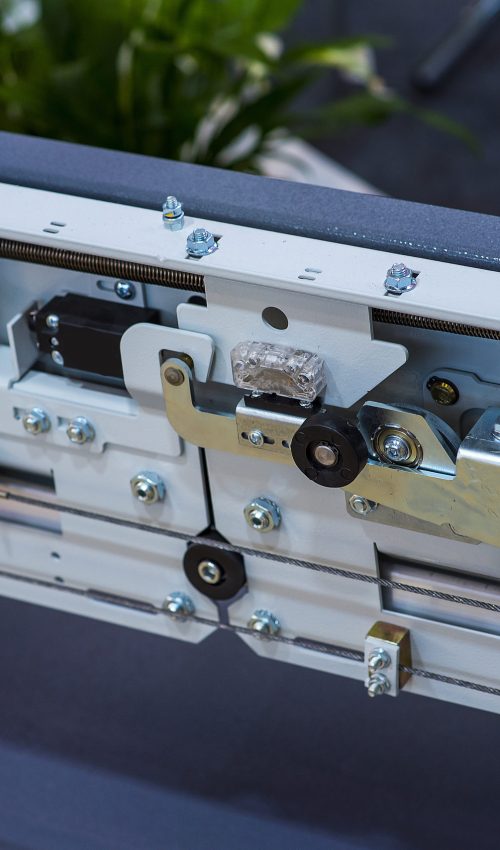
[0,237,204,292]
[373,307,500,341]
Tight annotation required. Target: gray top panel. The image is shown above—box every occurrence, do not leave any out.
[1,131,499,272]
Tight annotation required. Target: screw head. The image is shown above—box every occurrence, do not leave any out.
[186,228,218,257]
[382,434,412,463]
[366,673,391,698]
[349,495,377,516]
[130,471,166,505]
[22,408,50,435]
[114,280,136,300]
[51,350,64,366]
[197,559,222,585]
[244,497,281,533]
[313,442,339,467]
[45,314,60,330]
[164,366,185,386]
[248,609,280,638]
[248,429,265,447]
[164,591,195,619]
[427,376,458,406]
[66,417,95,445]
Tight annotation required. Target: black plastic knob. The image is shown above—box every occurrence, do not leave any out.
[291,411,368,488]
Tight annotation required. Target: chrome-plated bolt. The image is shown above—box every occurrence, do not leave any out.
[66,417,95,445]
[492,420,500,442]
[248,609,280,638]
[244,497,281,533]
[349,495,378,516]
[162,195,185,231]
[366,673,391,698]
[186,227,218,257]
[45,314,60,330]
[114,280,136,300]
[130,471,166,505]
[368,648,391,675]
[51,350,64,366]
[248,429,265,447]
[313,443,338,467]
[384,262,416,295]
[164,366,185,386]
[22,408,50,436]
[164,591,195,619]
[197,559,222,585]
[382,433,412,463]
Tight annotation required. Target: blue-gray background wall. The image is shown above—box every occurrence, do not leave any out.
[291,0,500,215]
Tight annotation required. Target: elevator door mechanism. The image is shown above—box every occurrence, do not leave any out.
[162,341,500,550]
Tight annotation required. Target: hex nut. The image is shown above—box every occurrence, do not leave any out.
[163,591,195,619]
[244,497,281,533]
[248,609,281,638]
[162,196,184,231]
[130,471,166,505]
[66,417,95,445]
[22,408,50,436]
[186,228,218,257]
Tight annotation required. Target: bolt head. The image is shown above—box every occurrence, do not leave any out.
[164,366,185,387]
[197,559,222,585]
[368,648,391,675]
[186,228,218,257]
[51,350,64,366]
[382,434,411,463]
[366,673,391,698]
[313,442,339,468]
[492,421,500,442]
[427,376,458,406]
[248,609,280,638]
[384,262,416,295]
[130,471,166,505]
[45,314,60,331]
[66,417,95,445]
[349,495,377,516]
[164,591,194,619]
[22,408,50,435]
[248,429,265,447]
[244,497,281,533]
[114,280,136,300]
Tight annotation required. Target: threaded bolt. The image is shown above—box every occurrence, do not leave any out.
[22,408,50,436]
[162,195,184,231]
[186,228,218,257]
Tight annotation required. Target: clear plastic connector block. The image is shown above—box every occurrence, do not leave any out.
[231,341,326,402]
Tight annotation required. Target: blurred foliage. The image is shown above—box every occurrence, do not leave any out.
[0,0,475,171]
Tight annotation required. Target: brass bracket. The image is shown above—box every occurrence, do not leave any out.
[161,358,302,465]
[365,622,412,698]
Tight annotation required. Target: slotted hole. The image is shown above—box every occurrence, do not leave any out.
[305,267,322,273]
[298,274,316,281]
[50,221,66,227]
[43,227,59,234]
